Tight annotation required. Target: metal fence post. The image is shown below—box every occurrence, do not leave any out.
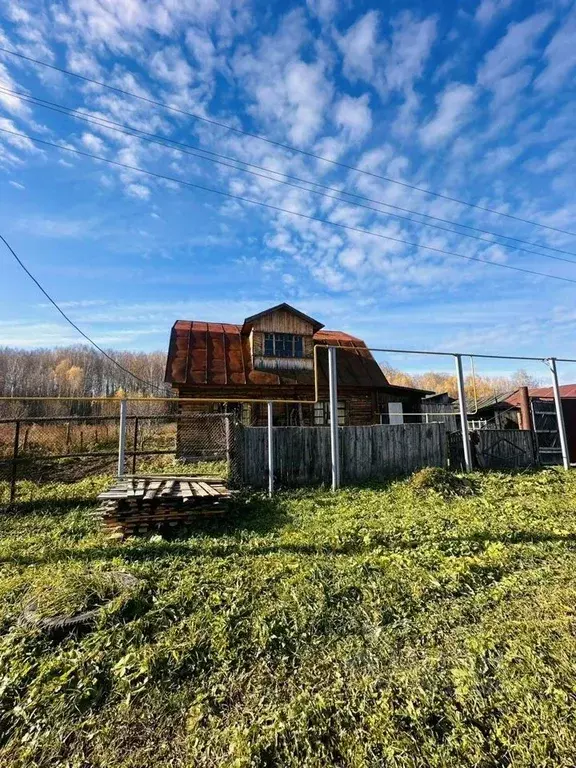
[454,354,473,472]
[267,401,274,497]
[117,399,127,478]
[328,346,341,490]
[224,412,231,470]
[9,420,20,505]
[547,357,570,470]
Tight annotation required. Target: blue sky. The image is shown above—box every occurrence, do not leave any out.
[1,0,576,380]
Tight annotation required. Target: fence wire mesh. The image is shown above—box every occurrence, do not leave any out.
[0,399,243,505]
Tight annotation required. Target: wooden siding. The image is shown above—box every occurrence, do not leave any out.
[250,308,314,335]
[421,401,459,432]
[347,393,374,425]
[231,423,447,487]
[250,329,262,358]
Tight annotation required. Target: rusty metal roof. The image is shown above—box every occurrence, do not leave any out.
[473,384,576,412]
[314,331,389,388]
[165,321,404,390]
[508,385,576,404]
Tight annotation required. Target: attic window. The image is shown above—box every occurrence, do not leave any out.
[264,333,303,358]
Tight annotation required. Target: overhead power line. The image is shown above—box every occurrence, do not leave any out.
[2,85,575,266]
[2,45,575,239]
[0,233,165,392]
[3,125,576,287]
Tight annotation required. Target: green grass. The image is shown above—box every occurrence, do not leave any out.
[0,459,228,505]
[1,470,576,766]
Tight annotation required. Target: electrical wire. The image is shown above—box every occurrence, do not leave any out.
[3,125,576,287]
[0,233,166,393]
[3,84,576,265]
[2,45,575,238]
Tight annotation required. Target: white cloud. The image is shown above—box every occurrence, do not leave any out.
[383,11,437,134]
[477,11,552,87]
[81,132,106,154]
[419,83,476,147]
[0,62,32,118]
[383,11,437,93]
[126,183,151,200]
[284,60,333,145]
[0,320,165,347]
[525,138,576,174]
[16,215,99,238]
[306,0,337,22]
[232,10,332,145]
[9,180,25,190]
[66,50,102,77]
[0,117,38,152]
[185,26,219,81]
[333,94,372,143]
[337,10,382,82]
[150,45,193,89]
[482,144,523,172]
[474,0,515,26]
[38,299,109,309]
[339,247,365,270]
[534,8,576,92]
[490,65,533,107]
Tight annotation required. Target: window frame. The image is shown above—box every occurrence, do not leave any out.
[263,332,304,358]
[314,400,346,426]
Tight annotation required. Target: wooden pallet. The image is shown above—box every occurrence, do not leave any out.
[95,476,231,535]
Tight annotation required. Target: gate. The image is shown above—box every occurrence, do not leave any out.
[530,399,562,465]
[449,429,537,470]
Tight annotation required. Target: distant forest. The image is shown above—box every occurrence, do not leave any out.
[0,346,168,398]
[381,362,543,402]
[0,346,170,418]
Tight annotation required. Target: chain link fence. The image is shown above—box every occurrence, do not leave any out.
[0,400,240,506]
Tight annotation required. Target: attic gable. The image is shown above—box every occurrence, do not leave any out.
[242,303,324,335]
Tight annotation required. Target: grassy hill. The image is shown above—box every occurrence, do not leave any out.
[1,470,576,766]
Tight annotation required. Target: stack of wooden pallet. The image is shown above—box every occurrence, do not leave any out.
[95,475,231,535]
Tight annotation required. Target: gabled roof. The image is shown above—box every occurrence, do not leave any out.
[242,303,324,333]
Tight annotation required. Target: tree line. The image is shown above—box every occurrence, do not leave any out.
[380,362,544,402]
[0,346,170,418]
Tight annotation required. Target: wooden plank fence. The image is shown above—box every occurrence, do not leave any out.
[231,423,448,488]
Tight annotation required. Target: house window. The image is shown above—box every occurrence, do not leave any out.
[263,332,304,358]
[314,401,346,425]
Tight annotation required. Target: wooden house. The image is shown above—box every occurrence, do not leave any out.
[164,303,431,429]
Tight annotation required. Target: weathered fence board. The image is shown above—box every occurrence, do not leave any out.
[449,429,537,470]
[475,429,536,468]
[421,402,459,432]
[232,423,447,488]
